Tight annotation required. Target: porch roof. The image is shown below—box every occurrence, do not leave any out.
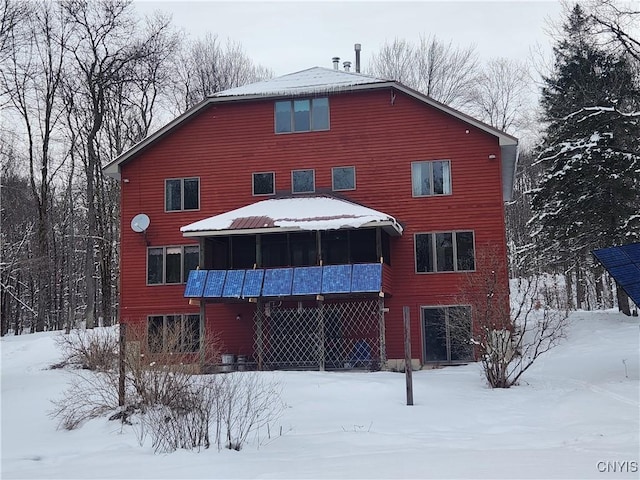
[180,196,403,237]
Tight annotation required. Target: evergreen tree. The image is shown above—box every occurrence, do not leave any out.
[528,4,640,309]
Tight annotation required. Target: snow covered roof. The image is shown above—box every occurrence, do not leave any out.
[180,196,403,237]
[213,67,389,97]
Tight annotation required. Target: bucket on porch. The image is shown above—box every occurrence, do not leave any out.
[237,355,247,371]
[221,354,235,372]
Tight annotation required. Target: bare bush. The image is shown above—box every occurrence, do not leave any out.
[53,327,118,371]
[454,248,570,388]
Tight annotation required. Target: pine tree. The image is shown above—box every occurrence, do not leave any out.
[528,4,640,310]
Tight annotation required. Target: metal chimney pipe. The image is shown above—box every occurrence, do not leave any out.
[354,43,361,73]
[332,57,340,70]
[343,61,351,72]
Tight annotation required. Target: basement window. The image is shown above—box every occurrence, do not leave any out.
[275,97,329,133]
[148,314,200,353]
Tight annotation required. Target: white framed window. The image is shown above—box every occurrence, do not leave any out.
[422,305,472,363]
[165,177,199,211]
[415,231,475,273]
[275,97,329,133]
[148,314,200,353]
[411,160,451,196]
[292,169,315,193]
[253,171,275,196]
[147,245,199,285]
[332,166,356,191]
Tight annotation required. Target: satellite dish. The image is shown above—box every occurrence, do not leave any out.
[131,213,150,233]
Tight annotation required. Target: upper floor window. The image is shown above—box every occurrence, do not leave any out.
[412,160,451,196]
[148,245,199,285]
[332,166,355,191]
[292,169,315,193]
[166,178,199,211]
[275,97,329,133]
[253,172,275,195]
[415,231,475,273]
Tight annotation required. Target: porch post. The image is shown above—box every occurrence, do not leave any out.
[378,297,387,369]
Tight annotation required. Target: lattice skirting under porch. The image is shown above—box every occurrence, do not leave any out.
[253,299,386,371]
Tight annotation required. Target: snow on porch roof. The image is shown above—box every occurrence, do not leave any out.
[180,196,403,237]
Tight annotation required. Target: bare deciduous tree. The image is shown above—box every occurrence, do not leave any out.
[368,35,481,110]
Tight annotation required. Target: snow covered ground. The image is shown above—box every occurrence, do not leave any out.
[2,310,638,479]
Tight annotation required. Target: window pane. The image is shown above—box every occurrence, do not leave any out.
[147,248,164,284]
[148,316,164,353]
[411,162,431,196]
[165,179,182,211]
[456,231,475,271]
[165,315,181,352]
[423,308,448,362]
[184,315,200,352]
[415,234,433,272]
[435,233,454,271]
[183,246,200,279]
[253,172,274,195]
[448,307,473,361]
[165,247,182,284]
[275,101,292,133]
[183,178,199,210]
[292,169,314,193]
[293,99,310,132]
[433,161,451,195]
[312,98,329,130]
[332,166,355,191]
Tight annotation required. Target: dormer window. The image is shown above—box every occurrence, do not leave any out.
[275,97,329,133]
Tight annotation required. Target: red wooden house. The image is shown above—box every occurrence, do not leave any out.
[104,66,518,371]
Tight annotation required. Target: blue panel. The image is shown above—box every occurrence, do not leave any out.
[593,243,640,307]
[222,270,245,298]
[321,264,352,294]
[593,247,630,268]
[292,266,323,295]
[621,243,640,265]
[351,263,382,293]
[203,270,226,298]
[242,269,264,298]
[262,268,293,296]
[184,270,207,298]
[608,264,640,287]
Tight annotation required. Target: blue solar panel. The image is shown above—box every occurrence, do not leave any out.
[593,243,640,307]
[351,263,382,293]
[203,270,226,298]
[321,264,352,294]
[242,269,264,298]
[292,266,323,295]
[262,268,294,296]
[222,270,245,298]
[184,270,207,298]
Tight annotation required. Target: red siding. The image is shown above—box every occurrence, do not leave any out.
[119,88,509,363]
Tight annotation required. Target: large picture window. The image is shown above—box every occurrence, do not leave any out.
[415,231,475,273]
[275,97,329,133]
[148,314,200,353]
[147,245,199,285]
[411,160,451,196]
[165,178,199,211]
[422,306,472,363]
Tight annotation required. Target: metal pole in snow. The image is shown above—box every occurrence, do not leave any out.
[403,306,413,406]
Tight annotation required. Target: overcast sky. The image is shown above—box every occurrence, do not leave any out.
[134,1,564,76]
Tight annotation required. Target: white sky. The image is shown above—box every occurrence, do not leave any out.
[134,0,564,76]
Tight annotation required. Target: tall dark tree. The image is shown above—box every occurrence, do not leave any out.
[528,5,640,312]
